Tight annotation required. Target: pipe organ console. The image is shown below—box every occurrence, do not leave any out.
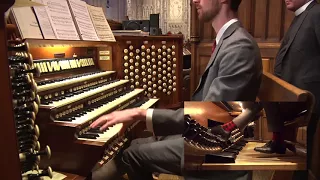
[8,49,53,179]
[114,35,183,108]
[5,38,165,177]
[184,115,248,165]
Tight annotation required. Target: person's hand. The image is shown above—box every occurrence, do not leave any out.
[90,108,147,132]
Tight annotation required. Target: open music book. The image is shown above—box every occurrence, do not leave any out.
[68,0,100,41]
[32,0,57,39]
[9,6,44,39]
[40,0,80,40]
[87,4,116,42]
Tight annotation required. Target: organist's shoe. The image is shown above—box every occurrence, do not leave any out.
[208,125,231,142]
[254,140,286,154]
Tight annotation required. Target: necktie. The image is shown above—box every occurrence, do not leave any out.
[212,41,217,53]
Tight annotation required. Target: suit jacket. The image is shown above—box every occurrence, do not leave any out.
[151,22,262,136]
[192,21,262,101]
[274,1,320,114]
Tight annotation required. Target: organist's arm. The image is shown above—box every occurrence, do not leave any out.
[147,108,184,136]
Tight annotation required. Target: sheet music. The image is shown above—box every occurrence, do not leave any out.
[87,4,116,42]
[11,7,43,39]
[42,0,80,40]
[32,0,57,39]
[68,0,100,41]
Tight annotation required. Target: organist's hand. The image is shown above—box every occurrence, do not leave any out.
[90,108,147,132]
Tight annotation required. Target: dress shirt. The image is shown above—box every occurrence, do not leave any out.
[295,0,313,16]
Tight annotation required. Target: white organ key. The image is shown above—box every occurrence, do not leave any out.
[68,89,146,125]
[44,80,129,108]
[38,71,116,93]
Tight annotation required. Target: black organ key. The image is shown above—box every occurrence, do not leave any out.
[78,134,98,139]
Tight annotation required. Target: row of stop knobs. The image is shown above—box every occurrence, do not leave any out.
[9,51,53,179]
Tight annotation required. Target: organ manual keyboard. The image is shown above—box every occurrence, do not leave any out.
[7,39,160,177]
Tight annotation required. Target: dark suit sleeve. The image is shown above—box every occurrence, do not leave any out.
[204,38,261,101]
[313,10,320,47]
[151,108,184,136]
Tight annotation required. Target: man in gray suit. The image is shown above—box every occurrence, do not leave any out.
[91,0,262,179]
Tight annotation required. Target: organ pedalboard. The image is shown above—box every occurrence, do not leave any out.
[8,50,53,179]
[8,39,160,177]
[183,115,248,164]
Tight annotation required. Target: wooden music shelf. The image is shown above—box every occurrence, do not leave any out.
[21,39,115,48]
[185,142,306,171]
